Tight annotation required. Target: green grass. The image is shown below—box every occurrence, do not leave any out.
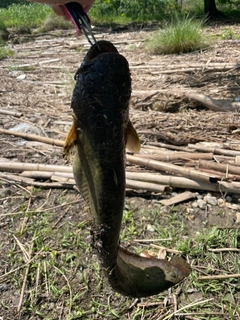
[0,3,51,28]
[176,0,240,18]
[220,27,240,40]
[91,0,179,23]
[178,0,204,17]
[0,1,178,32]
[1,192,92,318]
[216,0,240,18]
[120,204,240,319]
[1,186,239,319]
[0,3,73,34]
[38,13,73,33]
[1,1,240,37]
[145,14,209,54]
[0,19,9,46]
[0,45,14,59]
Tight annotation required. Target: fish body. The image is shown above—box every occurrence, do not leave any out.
[65,40,191,297]
[71,41,131,263]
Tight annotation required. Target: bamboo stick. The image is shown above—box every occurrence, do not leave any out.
[126,172,219,192]
[131,62,239,69]
[188,144,240,157]
[20,171,73,179]
[235,156,240,165]
[148,142,191,152]
[16,58,60,68]
[0,109,23,118]
[51,175,75,184]
[0,128,64,147]
[136,152,213,161]
[131,89,187,97]
[22,172,76,185]
[2,170,172,193]
[214,155,235,165]
[0,161,72,173]
[3,160,240,193]
[13,168,221,192]
[198,274,240,281]
[20,171,53,179]
[126,155,220,183]
[140,145,165,150]
[0,172,73,188]
[131,64,240,73]
[126,179,170,193]
[194,166,240,182]
[218,181,240,194]
[22,172,169,192]
[198,159,240,176]
[133,238,172,243]
[208,248,240,252]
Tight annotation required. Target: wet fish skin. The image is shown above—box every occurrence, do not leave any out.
[68,40,191,297]
[72,43,130,262]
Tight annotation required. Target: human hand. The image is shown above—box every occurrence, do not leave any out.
[27,0,95,17]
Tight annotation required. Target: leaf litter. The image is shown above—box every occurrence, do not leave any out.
[0,25,240,319]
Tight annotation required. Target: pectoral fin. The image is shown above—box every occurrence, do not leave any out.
[126,121,141,153]
[63,122,77,159]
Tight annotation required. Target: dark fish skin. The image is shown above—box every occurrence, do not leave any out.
[72,41,130,266]
[70,40,191,297]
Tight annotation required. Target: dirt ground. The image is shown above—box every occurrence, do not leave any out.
[0,22,240,319]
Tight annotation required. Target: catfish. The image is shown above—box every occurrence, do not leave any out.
[64,40,191,297]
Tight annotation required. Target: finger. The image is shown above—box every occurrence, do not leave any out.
[51,4,65,16]
[84,3,93,13]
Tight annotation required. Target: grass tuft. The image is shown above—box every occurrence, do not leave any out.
[145,14,209,54]
[0,19,9,44]
[0,3,51,28]
[39,13,73,32]
[0,45,14,59]
[221,27,239,40]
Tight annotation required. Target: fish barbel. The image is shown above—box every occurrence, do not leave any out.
[64,40,191,297]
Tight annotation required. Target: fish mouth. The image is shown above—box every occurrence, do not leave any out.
[84,40,119,62]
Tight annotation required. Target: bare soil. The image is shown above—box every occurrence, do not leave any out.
[0,23,240,319]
